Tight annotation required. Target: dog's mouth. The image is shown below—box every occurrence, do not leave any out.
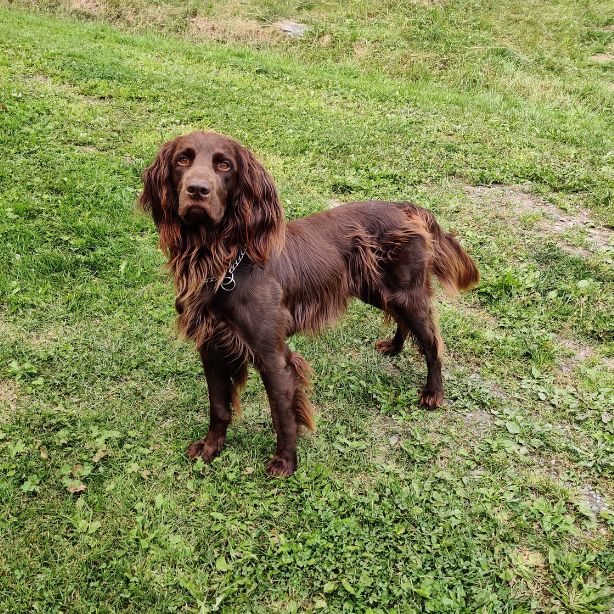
[180,203,208,222]
[179,200,224,225]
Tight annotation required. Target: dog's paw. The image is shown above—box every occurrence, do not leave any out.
[266,455,296,477]
[419,388,444,409]
[375,338,401,356]
[186,437,223,463]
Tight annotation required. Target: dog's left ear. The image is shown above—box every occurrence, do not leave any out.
[233,144,285,264]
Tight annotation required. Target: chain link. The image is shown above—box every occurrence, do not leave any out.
[205,248,246,292]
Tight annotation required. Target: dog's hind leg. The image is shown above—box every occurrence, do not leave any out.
[362,289,408,356]
[399,292,444,409]
[382,288,444,409]
[375,320,408,356]
[382,237,445,409]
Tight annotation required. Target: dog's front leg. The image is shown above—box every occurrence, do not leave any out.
[186,347,239,463]
[256,348,299,477]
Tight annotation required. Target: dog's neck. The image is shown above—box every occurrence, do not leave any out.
[164,220,236,295]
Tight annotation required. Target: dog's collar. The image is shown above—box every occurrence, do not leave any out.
[205,248,247,292]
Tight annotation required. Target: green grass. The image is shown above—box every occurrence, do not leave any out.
[1,2,613,612]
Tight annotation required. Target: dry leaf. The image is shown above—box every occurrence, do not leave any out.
[67,482,87,494]
[518,547,545,568]
[92,449,107,463]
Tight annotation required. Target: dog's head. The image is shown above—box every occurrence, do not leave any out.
[140,130,283,264]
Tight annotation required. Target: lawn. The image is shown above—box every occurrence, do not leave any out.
[0,1,613,612]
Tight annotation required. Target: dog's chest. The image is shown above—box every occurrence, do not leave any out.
[178,293,250,360]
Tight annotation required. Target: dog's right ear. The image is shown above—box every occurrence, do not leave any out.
[139,138,177,225]
[139,138,180,254]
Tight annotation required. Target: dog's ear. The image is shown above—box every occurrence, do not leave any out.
[139,138,180,254]
[232,144,284,264]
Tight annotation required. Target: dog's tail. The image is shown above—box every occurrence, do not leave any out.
[414,207,479,294]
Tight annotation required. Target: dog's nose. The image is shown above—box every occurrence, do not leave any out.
[186,181,211,199]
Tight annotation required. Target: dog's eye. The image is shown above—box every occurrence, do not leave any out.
[218,161,230,171]
[177,155,190,166]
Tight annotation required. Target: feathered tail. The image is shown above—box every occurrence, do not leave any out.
[412,207,480,294]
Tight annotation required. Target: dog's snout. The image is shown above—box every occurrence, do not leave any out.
[186,180,211,199]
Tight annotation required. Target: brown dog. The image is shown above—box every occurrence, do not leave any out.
[140,131,479,476]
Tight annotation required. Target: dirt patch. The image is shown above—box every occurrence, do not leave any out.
[26,322,78,349]
[76,145,100,154]
[274,20,307,39]
[590,53,614,64]
[189,17,282,44]
[533,457,614,502]
[579,486,611,514]
[328,199,343,208]
[463,184,612,254]
[369,413,401,440]
[556,336,596,362]
[353,43,370,59]
[31,74,54,85]
[71,0,104,15]
[0,380,19,423]
[456,408,494,437]
[556,335,614,374]
[0,317,13,337]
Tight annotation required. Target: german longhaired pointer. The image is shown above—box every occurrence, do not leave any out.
[140,131,479,476]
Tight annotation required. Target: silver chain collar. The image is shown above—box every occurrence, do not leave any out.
[205,249,247,292]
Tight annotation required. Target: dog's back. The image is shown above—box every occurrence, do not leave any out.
[270,201,478,336]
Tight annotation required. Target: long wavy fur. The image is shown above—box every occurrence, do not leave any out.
[140,132,479,438]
